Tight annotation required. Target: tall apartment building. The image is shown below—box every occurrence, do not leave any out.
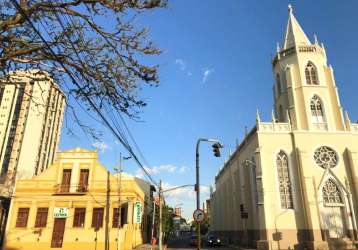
[0,70,66,196]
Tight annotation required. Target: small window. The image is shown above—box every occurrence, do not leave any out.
[60,169,72,192]
[73,208,86,227]
[92,208,104,229]
[78,169,89,192]
[112,208,120,228]
[120,204,128,227]
[16,208,30,227]
[35,207,48,228]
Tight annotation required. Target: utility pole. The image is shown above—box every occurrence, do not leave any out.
[114,153,130,250]
[150,199,156,250]
[159,180,163,250]
[105,171,110,250]
[117,153,122,250]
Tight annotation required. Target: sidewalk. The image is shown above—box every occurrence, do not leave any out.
[134,244,155,250]
[134,244,161,250]
[228,244,256,250]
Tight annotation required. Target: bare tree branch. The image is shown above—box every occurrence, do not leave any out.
[0,0,166,122]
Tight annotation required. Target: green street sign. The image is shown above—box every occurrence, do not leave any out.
[134,202,142,224]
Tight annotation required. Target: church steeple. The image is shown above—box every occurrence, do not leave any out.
[273,5,346,132]
[283,4,311,49]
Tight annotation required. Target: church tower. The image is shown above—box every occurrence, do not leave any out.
[272,5,345,131]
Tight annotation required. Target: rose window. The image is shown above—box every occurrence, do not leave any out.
[314,146,338,169]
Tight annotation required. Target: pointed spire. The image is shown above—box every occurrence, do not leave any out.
[256,109,261,130]
[321,42,326,52]
[314,34,319,44]
[272,109,276,123]
[345,111,351,131]
[286,109,291,123]
[256,109,261,123]
[283,4,311,49]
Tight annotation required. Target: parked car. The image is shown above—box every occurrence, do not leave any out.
[206,233,221,247]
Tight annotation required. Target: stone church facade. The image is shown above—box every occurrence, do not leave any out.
[210,6,358,250]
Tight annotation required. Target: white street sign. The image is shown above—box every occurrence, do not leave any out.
[193,209,205,223]
[53,208,69,218]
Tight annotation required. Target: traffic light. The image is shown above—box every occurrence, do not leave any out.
[212,143,222,157]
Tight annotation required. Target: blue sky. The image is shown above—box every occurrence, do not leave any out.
[60,0,358,220]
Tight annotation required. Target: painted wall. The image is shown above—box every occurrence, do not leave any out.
[4,148,152,250]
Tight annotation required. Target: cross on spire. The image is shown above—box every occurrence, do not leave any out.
[283,4,311,49]
[288,4,293,14]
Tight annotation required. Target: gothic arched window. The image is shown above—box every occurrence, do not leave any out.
[276,151,293,209]
[305,62,318,85]
[322,179,343,205]
[310,95,325,123]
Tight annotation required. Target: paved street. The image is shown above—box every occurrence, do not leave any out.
[167,236,237,250]
[136,235,239,250]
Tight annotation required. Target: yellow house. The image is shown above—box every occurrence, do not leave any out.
[4,148,153,250]
[211,6,358,250]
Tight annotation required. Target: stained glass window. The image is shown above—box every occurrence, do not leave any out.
[276,151,293,209]
[322,179,342,204]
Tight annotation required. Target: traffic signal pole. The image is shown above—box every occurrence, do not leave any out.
[195,139,223,250]
[195,140,201,250]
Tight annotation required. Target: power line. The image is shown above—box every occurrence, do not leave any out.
[53,8,156,184]
[54,9,154,184]
[10,0,158,187]
[57,7,153,170]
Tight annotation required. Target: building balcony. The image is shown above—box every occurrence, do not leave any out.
[312,122,328,131]
[258,122,291,133]
[53,184,88,195]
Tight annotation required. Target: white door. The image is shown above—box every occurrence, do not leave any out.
[321,179,346,239]
[324,206,344,238]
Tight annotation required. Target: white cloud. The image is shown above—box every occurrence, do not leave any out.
[161,182,210,200]
[92,141,110,153]
[175,59,193,77]
[178,166,188,173]
[175,59,186,71]
[161,183,211,221]
[135,164,188,178]
[202,68,214,83]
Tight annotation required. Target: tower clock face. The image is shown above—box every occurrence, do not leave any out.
[314,146,338,169]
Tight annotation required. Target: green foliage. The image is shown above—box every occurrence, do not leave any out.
[149,204,175,236]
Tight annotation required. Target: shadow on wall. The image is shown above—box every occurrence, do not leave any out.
[328,239,349,250]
